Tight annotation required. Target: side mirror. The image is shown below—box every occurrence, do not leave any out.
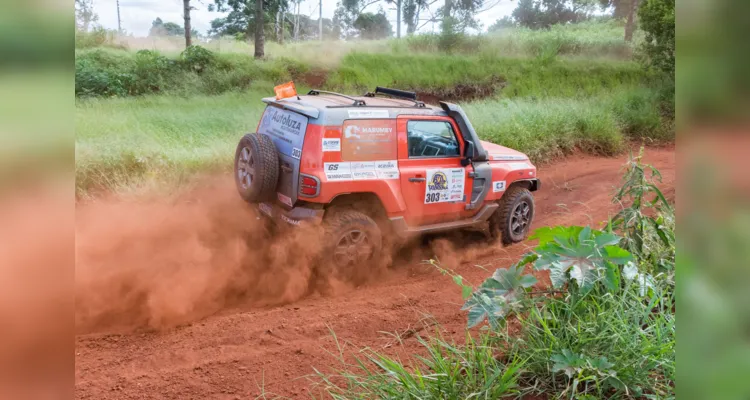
[461,141,475,167]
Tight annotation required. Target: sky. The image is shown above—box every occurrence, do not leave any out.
[92,0,517,37]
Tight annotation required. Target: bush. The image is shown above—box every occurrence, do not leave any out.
[638,0,675,76]
[180,45,215,73]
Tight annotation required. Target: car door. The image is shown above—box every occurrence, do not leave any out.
[397,115,471,226]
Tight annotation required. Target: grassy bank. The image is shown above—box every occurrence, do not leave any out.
[75,47,645,99]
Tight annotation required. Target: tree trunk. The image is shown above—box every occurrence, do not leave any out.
[183,0,192,48]
[275,7,281,43]
[318,0,323,40]
[396,0,401,38]
[624,0,639,42]
[280,8,285,44]
[294,2,299,41]
[254,0,265,58]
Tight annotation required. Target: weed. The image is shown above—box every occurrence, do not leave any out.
[314,331,523,399]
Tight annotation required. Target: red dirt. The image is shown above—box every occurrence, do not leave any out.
[74,146,675,399]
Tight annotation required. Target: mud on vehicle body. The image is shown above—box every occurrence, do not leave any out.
[235,85,540,274]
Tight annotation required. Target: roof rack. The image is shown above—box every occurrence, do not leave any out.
[308,89,366,106]
[364,86,425,108]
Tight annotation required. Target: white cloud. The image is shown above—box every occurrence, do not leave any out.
[92,0,515,37]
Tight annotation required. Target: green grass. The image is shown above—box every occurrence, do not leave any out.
[75,90,265,196]
[328,52,645,98]
[315,329,523,399]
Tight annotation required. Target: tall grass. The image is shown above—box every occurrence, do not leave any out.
[328,52,645,97]
[79,20,635,64]
[75,45,646,98]
[315,330,523,399]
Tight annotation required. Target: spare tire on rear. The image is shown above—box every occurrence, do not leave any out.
[234,133,279,203]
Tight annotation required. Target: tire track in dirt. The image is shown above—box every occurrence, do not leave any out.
[75,146,674,400]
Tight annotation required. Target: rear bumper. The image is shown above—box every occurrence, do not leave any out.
[257,202,324,227]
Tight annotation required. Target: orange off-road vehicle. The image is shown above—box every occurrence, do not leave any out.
[234,85,540,270]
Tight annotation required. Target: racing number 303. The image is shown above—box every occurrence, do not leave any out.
[425,192,441,203]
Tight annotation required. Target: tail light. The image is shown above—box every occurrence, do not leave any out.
[299,174,320,197]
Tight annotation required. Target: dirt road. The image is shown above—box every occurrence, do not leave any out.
[75,146,675,399]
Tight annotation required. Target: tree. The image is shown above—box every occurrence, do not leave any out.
[255,0,265,57]
[75,0,99,32]
[210,0,289,52]
[599,0,639,41]
[511,0,589,29]
[184,0,193,47]
[332,0,382,39]
[353,11,393,39]
[149,18,198,37]
[638,0,674,76]
[488,16,516,31]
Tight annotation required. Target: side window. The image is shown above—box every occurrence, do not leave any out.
[407,120,460,158]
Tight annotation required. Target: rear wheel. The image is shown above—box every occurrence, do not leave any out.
[320,209,383,285]
[490,186,535,245]
[234,133,279,203]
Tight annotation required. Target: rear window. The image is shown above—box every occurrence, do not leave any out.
[258,106,309,159]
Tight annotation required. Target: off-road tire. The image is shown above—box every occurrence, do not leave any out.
[234,133,279,203]
[319,209,383,286]
[490,186,535,245]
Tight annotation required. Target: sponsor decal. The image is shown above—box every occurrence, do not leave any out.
[347,109,389,119]
[424,168,465,204]
[350,162,378,180]
[324,162,353,181]
[428,171,449,191]
[281,214,301,226]
[258,107,308,159]
[491,154,527,161]
[341,119,397,161]
[322,138,341,152]
[277,192,293,207]
[375,160,399,179]
[493,181,507,192]
[323,161,400,181]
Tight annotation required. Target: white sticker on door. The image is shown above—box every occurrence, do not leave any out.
[324,162,352,181]
[350,162,378,180]
[493,181,506,192]
[425,168,465,204]
[322,138,341,152]
[375,160,399,179]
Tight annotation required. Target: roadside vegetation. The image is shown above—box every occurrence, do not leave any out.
[318,151,675,399]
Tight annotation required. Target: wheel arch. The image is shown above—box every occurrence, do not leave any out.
[325,192,389,220]
[507,178,541,192]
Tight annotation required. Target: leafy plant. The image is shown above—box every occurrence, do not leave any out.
[461,226,634,329]
[180,45,216,73]
[532,225,632,294]
[607,147,675,276]
[461,262,537,328]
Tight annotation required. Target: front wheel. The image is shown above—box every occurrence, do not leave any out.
[490,186,535,245]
